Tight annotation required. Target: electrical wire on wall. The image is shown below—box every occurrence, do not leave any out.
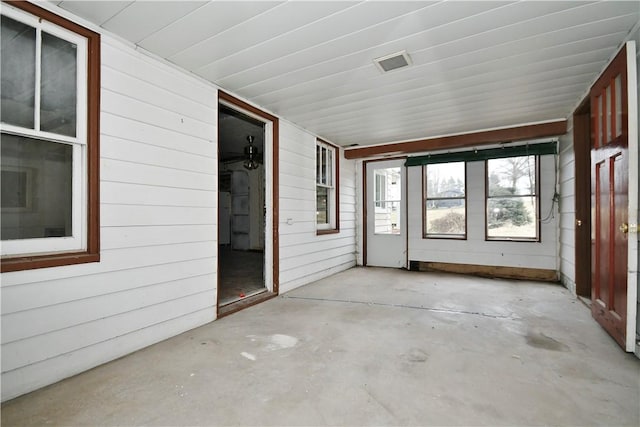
[539,140,560,224]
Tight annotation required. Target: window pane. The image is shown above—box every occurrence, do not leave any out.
[426,162,465,197]
[322,147,328,185]
[375,201,401,234]
[316,145,321,184]
[425,162,466,237]
[375,172,385,208]
[426,200,465,235]
[41,31,77,137]
[1,133,72,240]
[374,167,401,234]
[599,94,604,146]
[1,16,36,129]
[605,84,611,143]
[615,74,622,137]
[487,156,535,196]
[487,196,537,239]
[326,148,332,187]
[316,186,328,224]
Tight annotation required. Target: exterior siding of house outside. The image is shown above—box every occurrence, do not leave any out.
[0,23,357,401]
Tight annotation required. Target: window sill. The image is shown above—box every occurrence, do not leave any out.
[1,251,99,273]
[485,237,540,243]
[423,234,467,240]
[316,229,340,236]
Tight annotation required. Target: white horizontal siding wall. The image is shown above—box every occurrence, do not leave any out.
[1,35,219,401]
[558,118,576,294]
[278,121,356,293]
[407,155,558,271]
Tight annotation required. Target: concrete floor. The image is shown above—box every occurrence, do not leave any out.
[2,267,639,426]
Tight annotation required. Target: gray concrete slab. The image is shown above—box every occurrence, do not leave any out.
[2,267,639,426]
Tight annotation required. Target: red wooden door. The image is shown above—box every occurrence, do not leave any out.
[590,45,629,349]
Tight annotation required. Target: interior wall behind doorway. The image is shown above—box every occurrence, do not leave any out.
[218,105,266,252]
[219,164,265,251]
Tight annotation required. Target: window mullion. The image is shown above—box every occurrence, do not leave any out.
[34,26,42,132]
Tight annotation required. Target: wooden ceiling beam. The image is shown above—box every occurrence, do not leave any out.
[343,120,567,159]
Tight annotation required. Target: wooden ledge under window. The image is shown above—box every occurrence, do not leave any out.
[317,229,340,236]
[1,252,100,273]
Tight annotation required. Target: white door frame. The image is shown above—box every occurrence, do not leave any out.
[623,41,638,353]
[364,158,407,268]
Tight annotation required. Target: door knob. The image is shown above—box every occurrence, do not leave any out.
[619,223,629,234]
[576,219,582,227]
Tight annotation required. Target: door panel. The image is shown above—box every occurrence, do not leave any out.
[590,44,629,349]
[366,159,406,268]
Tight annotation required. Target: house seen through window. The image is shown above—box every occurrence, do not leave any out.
[373,167,401,234]
[424,162,466,238]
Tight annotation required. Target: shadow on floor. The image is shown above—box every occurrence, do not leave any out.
[218,246,265,306]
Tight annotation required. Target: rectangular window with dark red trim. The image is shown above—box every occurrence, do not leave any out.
[486,155,539,241]
[1,1,100,272]
[424,162,466,239]
[316,139,339,234]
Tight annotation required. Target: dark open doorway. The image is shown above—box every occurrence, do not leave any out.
[218,104,266,307]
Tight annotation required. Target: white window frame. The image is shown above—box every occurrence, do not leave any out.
[316,140,336,230]
[1,5,88,257]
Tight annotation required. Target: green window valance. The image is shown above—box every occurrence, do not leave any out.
[405,141,557,167]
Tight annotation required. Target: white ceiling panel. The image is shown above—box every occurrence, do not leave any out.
[264,23,630,118]
[292,49,613,129]
[236,2,634,103]
[196,1,435,84]
[225,13,588,104]
[102,1,207,43]
[54,0,640,148]
[56,1,133,25]
[170,1,356,71]
[212,1,510,90]
[137,1,283,58]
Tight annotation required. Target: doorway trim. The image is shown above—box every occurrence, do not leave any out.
[573,96,591,298]
[217,91,279,316]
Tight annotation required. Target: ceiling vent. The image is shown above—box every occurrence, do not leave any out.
[374,50,412,73]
